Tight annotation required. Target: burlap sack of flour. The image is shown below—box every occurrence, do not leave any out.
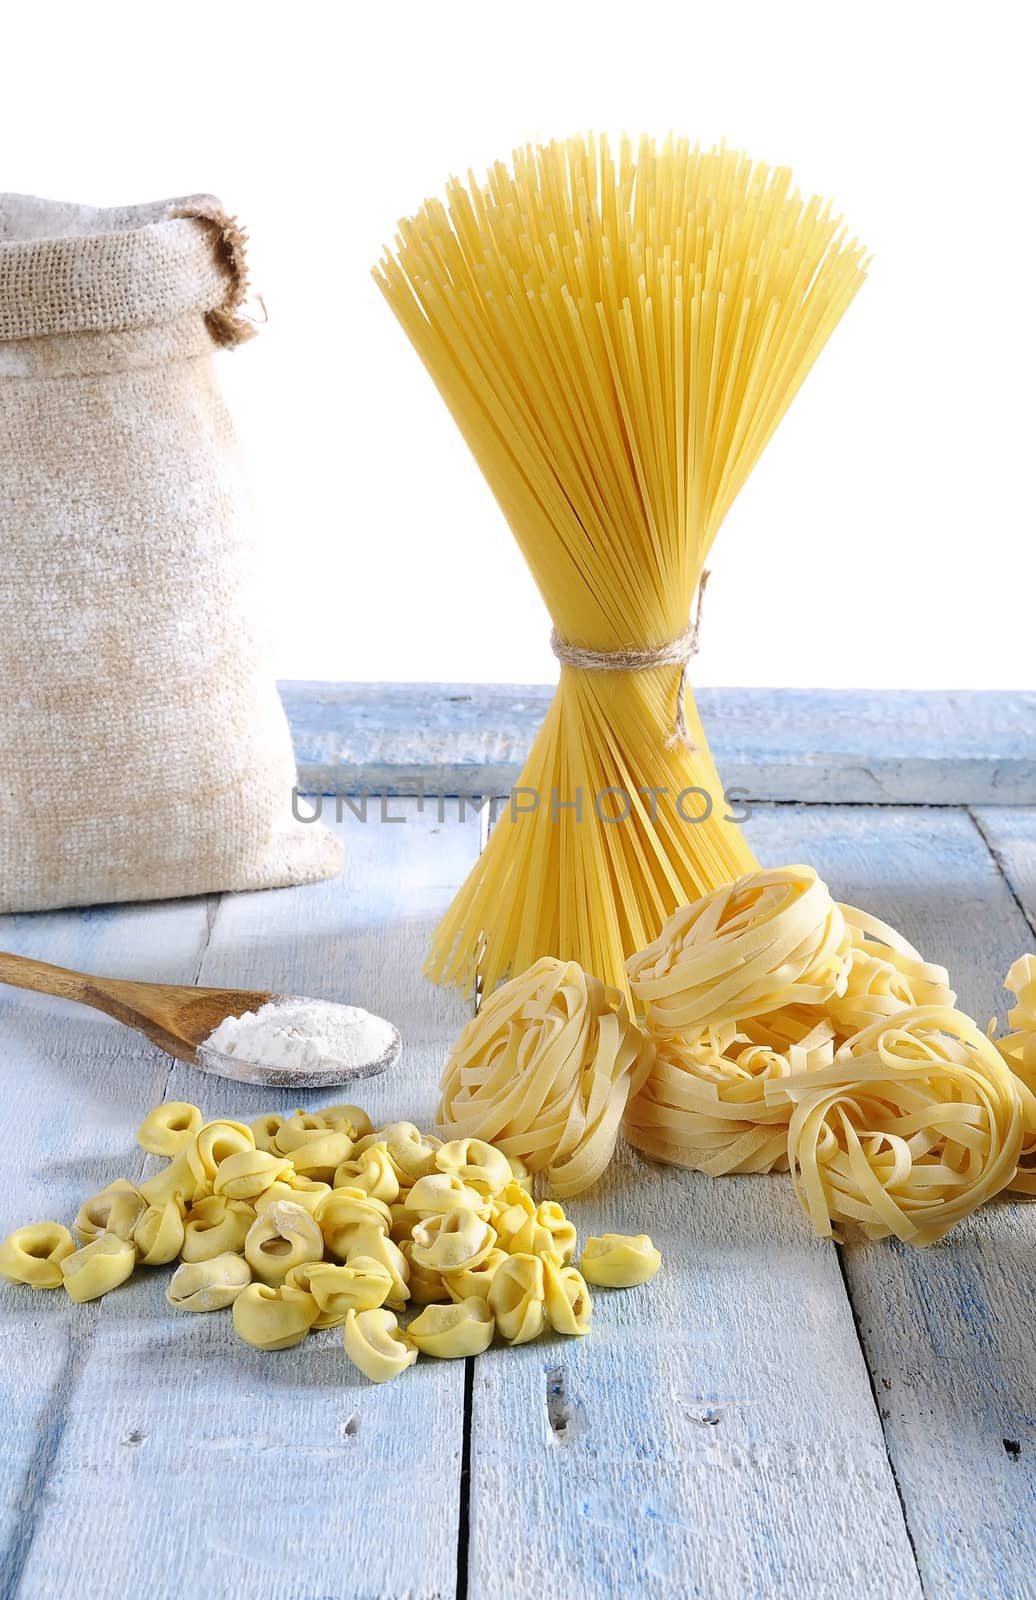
[0,194,342,912]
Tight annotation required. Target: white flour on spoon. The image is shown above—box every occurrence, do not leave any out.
[204,999,396,1074]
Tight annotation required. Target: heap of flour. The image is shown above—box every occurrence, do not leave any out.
[203,999,396,1075]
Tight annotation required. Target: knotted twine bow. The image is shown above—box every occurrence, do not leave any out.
[550,570,710,750]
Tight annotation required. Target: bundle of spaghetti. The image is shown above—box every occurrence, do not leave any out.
[375,136,867,995]
[624,1020,834,1176]
[994,955,1036,1194]
[825,905,956,1041]
[437,955,654,1198]
[625,864,852,1039]
[770,1006,1025,1245]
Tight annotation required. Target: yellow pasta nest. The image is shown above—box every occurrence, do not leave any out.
[829,905,956,1040]
[437,956,654,1197]
[626,866,852,1040]
[775,1006,1024,1245]
[625,1024,834,1177]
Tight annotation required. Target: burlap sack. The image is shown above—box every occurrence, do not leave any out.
[0,193,342,912]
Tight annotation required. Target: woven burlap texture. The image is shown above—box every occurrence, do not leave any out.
[0,193,342,912]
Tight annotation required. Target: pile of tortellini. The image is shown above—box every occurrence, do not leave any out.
[0,1103,661,1384]
[438,865,1036,1248]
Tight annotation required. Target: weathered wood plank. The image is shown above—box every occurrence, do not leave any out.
[11,805,481,1600]
[747,805,1036,1600]
[0,897,215,1596]
[971,807,1036,944]
[466,819,922,1600]
[282,681,1036,804]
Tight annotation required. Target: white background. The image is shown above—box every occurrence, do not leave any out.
[3,0,1033,690]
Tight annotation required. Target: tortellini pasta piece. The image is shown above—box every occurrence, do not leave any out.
[244,1201,324,1285]
[333,1142,400,1203]
[187,1120,255,1192]
[0,1222,74,1288]
[542,1259,593,1336]
[316,1188,392,1258]
[407,1297,495,1358]
[442,1247,508,1304]
[285,1258,392,1325]
[410,1210,496,1274]
[167,1252,252,1312]
[406,1173,491,1219]
[61,1234,137,1302]
[580,1233,662,1288]
[290,1131,355,1184]
[273,1112,332,1154]
[398,1242,451,1304]
[362,1122,440,1182]
[250,1112,285,1153]
[213,1148,294,1200]
[434,1138,511,1197]
[509,1201,577,1266]
[233,1282,319,1350]
[487,1254,546,1344]
[75,1180,145,1244]
[139,1147,199,1207]
[133,1196,186,1266]
[346,1229,410,1309]
[343,1308,417,1383]
[318,1104,373,1140]
[136,1101,204,1157]
[181,1196,255,1262]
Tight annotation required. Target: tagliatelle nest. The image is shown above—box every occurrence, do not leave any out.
[437,956,654,1198]
[828,906,956,1039]
[624,1021,835,1177]
[771,1006,1025,1245]
[626,865,853,1041]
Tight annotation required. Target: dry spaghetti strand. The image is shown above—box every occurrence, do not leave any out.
[375,136,867,994]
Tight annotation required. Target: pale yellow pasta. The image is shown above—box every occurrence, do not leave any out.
[487,1253,546,1345]
[826,905,956,1039]
[167,1253,251,1312]
[285,1259,392,1325]
[273,1112,332,1154]
[290,1131,355,1184]
[435,1138,512,1197]
[133,1196,186,1265]
[399,1241,452,1304]
[333,1142,400,1203]
[244,1201,324,1285]
[213,1149,294,1200]
[318,1105,373,1140]
[388,1201,424,1243]
[489,1184,536,1250]
[181,1196,255,1262]
[775,1006,1025,1244]
[0,1222,74,1288]
[580,1234,663,1288]
[509,1202,577,1267]
[627,866,852,1040]
[410,1210,496,1274]
[187,1121,255,1192]
[407,1298,494,1358]
[250,1112,285,1153]
[345,1229,410,1310]
[135,1101,203,1157]
[316,1188,391,1259]
[233,1282,319,1350]
[438,957,653,1197]
[74,1179,144,1244]
[253,1177,331,1218]
[624,1028,832,1177]
[359,1122,440,1182]
[343,1308,417,1383]
[139,1148,199,1207]
[443,1248,509,1305]
[542,1259,593,1336]
[406,1174,491,1219]
[61,1233,136,1302]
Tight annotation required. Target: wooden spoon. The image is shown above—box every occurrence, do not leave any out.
[0,952,401,1090]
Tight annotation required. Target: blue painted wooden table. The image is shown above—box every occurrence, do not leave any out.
[0,687,1034,1600]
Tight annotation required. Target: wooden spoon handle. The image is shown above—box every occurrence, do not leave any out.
[0,951,99,1004]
